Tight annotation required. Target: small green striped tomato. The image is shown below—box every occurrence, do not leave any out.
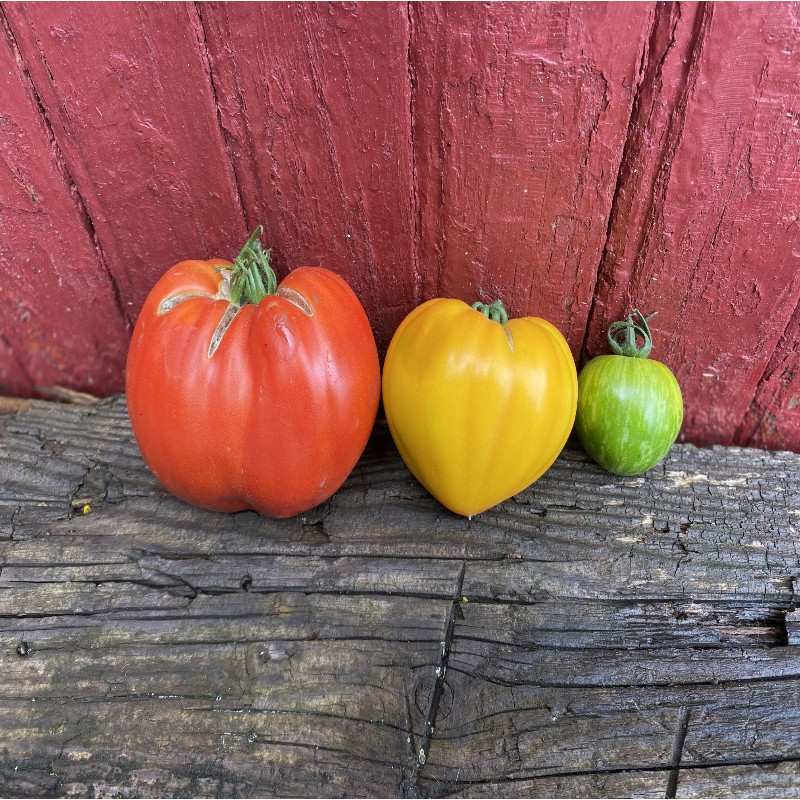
[575,311,683,476]
[382,298,578,517]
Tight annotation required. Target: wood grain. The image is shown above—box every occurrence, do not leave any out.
[1,397,798,797]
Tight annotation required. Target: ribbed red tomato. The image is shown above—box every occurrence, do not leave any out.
[126,227,380,518]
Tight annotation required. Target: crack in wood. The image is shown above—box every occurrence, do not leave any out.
[405,0,422,307]
[665,704,692,798]
[402,561,466,798]
[582,1,715,363]
[190,1,250,230]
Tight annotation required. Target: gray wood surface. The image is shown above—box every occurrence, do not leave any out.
[1,396,798,798]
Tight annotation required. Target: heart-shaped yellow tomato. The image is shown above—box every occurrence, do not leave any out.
[382,298,578,516]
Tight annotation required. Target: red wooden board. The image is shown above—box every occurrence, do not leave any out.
[3,2,248,321]
[411,2,652,354]
[0,13,128,396]
[199,2,416,354]
[738,302,800,453]
[584,2,800,447]
[2,1,800,452]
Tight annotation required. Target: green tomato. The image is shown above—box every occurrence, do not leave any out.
[575,311,683,476]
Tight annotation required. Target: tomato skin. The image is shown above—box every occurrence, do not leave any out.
[382,298,577,517]
[126,258,380,518]
[575,354,683,476]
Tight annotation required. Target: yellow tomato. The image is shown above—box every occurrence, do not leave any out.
[382,299,578,517]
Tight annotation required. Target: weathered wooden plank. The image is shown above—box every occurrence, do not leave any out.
[454,599,792,651]
[1,396,799,797]
[0,692,414,797]
[0,11,129,397]
[445,769,673,799]
[420,667,800,791]
[3,398,797,605]
[672,762,800,799]
[410,1,652,353]
[199,1,416,355]
[451,635,800,689]
[444,762,800,799]
[1,589,451,796]
[585,2,800,449]
[3,1,247,334]
[0,592,449,654]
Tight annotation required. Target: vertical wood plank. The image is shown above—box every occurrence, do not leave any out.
[410,1,653,352]
[3,2,247,323]
[735,302,800,451]
[199,2,415,355]
[585,2,800,447]
[0,10,129,396]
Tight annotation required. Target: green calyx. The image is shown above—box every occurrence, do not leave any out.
[472,299,509,325]
[225,225,277,306]
[607,309,657,358]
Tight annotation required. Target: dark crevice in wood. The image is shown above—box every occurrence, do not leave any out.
[678,755,800,772]
[666,704,692,797]
[406,0,423,309]
[402,562,466,797]
[582,1,715,366]
[438,666,800,694]
[0,582,465,606]
[191,1,250,235]
[580,1,659,365]
[775,607,791,647]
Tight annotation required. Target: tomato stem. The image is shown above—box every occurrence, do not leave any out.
[607,310,657,358]
[472,299,509,325]
[227,225,277,306]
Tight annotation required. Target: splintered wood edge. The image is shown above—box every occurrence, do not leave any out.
[34,386,102,405]
[0,387,101,414]
[0,397,33,413]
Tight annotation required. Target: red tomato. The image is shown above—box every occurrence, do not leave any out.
[126,228,380,518]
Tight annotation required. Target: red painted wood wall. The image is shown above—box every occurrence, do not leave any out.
[2,2,800,452]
